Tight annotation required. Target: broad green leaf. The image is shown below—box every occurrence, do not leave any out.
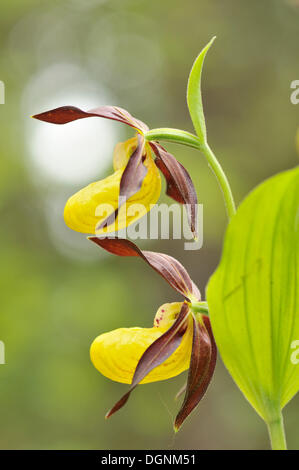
[187,37,216,144]
[207,167,299,423]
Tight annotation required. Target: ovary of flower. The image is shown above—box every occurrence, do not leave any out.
[90,302,193,384]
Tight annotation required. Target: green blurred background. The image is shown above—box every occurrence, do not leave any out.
[0,0,298,450]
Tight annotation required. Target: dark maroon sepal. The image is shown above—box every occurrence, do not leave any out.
[174,315,217,431]
[97,134,148,230]
[88,237,201,301]
[150,142,198,239]
[32,105,148,132]
[105,303,190,419]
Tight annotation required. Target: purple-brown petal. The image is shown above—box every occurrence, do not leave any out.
[105,303,190,419]
[88,237,200,301]
[174,315,217,431]
[150,142,198,239]
[97,134,148,230]
[32,105,148,132]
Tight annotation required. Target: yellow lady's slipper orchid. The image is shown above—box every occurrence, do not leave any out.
[63,137,161,235]
[88,237,217,430]
[33,104,198,238]
[90,302,193,384]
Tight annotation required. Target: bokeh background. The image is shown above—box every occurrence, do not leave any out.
[0,0,298,450]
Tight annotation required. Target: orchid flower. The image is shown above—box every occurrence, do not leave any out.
[88,237,216,431]
[33,106,198,238]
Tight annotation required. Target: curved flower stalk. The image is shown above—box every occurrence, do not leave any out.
[89,237,217,431]
[33,106,198,238]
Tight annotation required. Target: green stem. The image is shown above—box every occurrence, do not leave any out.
[145,128,203,150]
[145,128,236,220]
[189,301,209,316]
[267,412,287,450]
[201,142,236,219]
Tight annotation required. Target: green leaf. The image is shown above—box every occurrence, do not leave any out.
[187,37,216,144]
[207,167,299,424]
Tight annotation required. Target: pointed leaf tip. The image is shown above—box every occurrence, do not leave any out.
[187,37,216,143]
